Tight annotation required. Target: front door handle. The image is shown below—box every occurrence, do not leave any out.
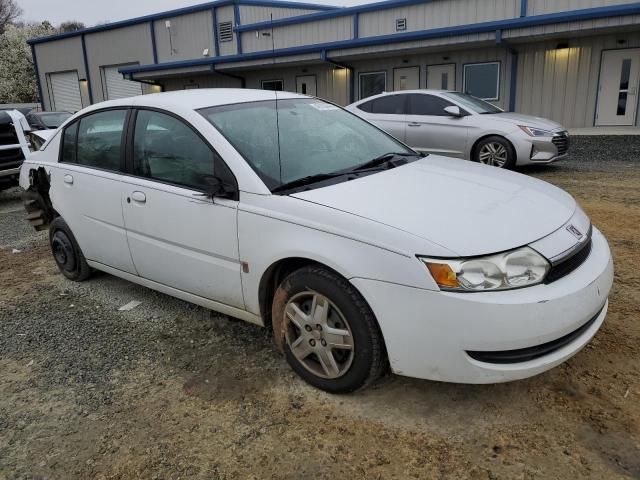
[408,123,421,127]
[131,191,147,204]
[63,174,73,185]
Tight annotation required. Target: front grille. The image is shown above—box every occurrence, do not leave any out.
[545,238,592,284]
[552,132,569,156]
[0,120,25,166]
[467,304,605,364]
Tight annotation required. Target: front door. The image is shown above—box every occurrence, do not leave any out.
[596,49,640,126]
[121,109,244,308]
[404,93,469,157]
[296,75,317,96]
[393,66,420,91]
[426,64,456,90]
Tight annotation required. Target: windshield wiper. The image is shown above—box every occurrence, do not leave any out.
[351,152,421,172]
[272,172,349,193]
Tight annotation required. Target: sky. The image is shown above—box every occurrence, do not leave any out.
[17,0,364,25]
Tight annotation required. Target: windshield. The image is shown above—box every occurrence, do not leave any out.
[199,98,414,191]
[442,92,503,114]
[41,112,72,128]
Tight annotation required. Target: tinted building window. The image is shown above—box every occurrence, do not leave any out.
[262,80,284,91]
[359,72,386,99]
[463,62,500,100]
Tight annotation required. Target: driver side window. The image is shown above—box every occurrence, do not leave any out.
[133,110,217,191]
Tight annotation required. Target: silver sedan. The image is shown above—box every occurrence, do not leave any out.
[346,90,569,169]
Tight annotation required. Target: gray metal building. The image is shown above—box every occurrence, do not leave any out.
[28,0,640,128]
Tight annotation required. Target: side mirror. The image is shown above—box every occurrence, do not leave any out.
[195,176,237,200]
[444,105,463,117]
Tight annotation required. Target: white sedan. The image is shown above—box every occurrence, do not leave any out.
[20,89,613,393]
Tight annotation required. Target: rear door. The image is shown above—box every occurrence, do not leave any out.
[120,108,244,308]
[356,94,407,142]
[53,108,137,274]
[404,93,469,157]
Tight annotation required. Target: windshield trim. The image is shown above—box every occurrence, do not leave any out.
[197,98,417,194]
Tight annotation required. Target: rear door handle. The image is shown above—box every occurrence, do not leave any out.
[63,174,73,185]
[408,123,421,127]
[131,191,146,204]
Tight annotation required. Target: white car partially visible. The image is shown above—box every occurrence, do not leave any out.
[20,89,612,392]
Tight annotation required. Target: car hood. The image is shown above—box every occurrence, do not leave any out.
[291,156,576,256]
[488,112,566,131]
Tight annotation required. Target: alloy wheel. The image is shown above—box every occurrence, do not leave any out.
[283,291,355,379]
[478,142,508,167]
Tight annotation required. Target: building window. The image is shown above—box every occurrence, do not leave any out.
[262,79,283,91]
[359,71,386,99]
[218,21,233,42]
[463,62,500,100]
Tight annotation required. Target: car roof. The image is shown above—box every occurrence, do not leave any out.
[81,88,309,115]
[350,89,456,105]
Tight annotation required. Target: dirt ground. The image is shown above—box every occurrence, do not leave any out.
[0,155,639,479]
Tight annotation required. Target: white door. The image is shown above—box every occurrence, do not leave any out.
[49,71,83,112]
[427,64,456,90]
[53,109,137,274]
[596,49,640,126]
[102,65,143,100]
[393,67,420,91]
[296,75,317,96]
[121,109,244,308]
[404,93,469,157]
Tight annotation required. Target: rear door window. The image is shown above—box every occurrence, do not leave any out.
[60,109,127,172]
[369,95,407,115]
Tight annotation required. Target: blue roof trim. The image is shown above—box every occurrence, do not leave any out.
[520,0,528,17]
[150,21,158,63]
[81,35,94,104]
[120,3,640,76]
[30,44,45,111]
[27,0,338,45]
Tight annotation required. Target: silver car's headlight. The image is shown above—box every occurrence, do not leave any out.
[518,125,555,137]
[420,247,550,292]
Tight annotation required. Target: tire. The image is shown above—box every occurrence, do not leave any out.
[49,217,91,282]
[473,135,517,169]
[272,266,386,393]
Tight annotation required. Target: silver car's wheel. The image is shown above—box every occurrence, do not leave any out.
[474,136,516,169]
[284,291,355,379]
[478,142,508,167]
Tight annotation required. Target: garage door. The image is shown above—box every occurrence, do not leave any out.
[103,65,143,100]
[49,71,82,112]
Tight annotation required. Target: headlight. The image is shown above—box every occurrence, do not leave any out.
[518,125,555,137]
[420,247,550,292]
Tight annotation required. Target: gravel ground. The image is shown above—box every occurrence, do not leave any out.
[1,137,639,479]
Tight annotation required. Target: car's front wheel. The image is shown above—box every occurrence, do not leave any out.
[474,136,516,169]
[272,266,386,393]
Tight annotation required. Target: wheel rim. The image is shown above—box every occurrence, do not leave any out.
[284,291,355,380]
[51,230,76,272]
[478,142,508,167]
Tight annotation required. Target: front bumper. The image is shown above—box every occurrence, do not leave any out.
[508,131,569,166]
[352,227,613,383]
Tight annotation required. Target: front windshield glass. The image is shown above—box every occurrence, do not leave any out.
[199,98,414,191]
[42,112,72,128]
[442,92,503,114]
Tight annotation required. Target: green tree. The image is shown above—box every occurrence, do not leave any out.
[0,0,21,35]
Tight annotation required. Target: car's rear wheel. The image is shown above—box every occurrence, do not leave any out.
[272,266,386,393]
[474,136,516,169]
[49,217,91,282]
